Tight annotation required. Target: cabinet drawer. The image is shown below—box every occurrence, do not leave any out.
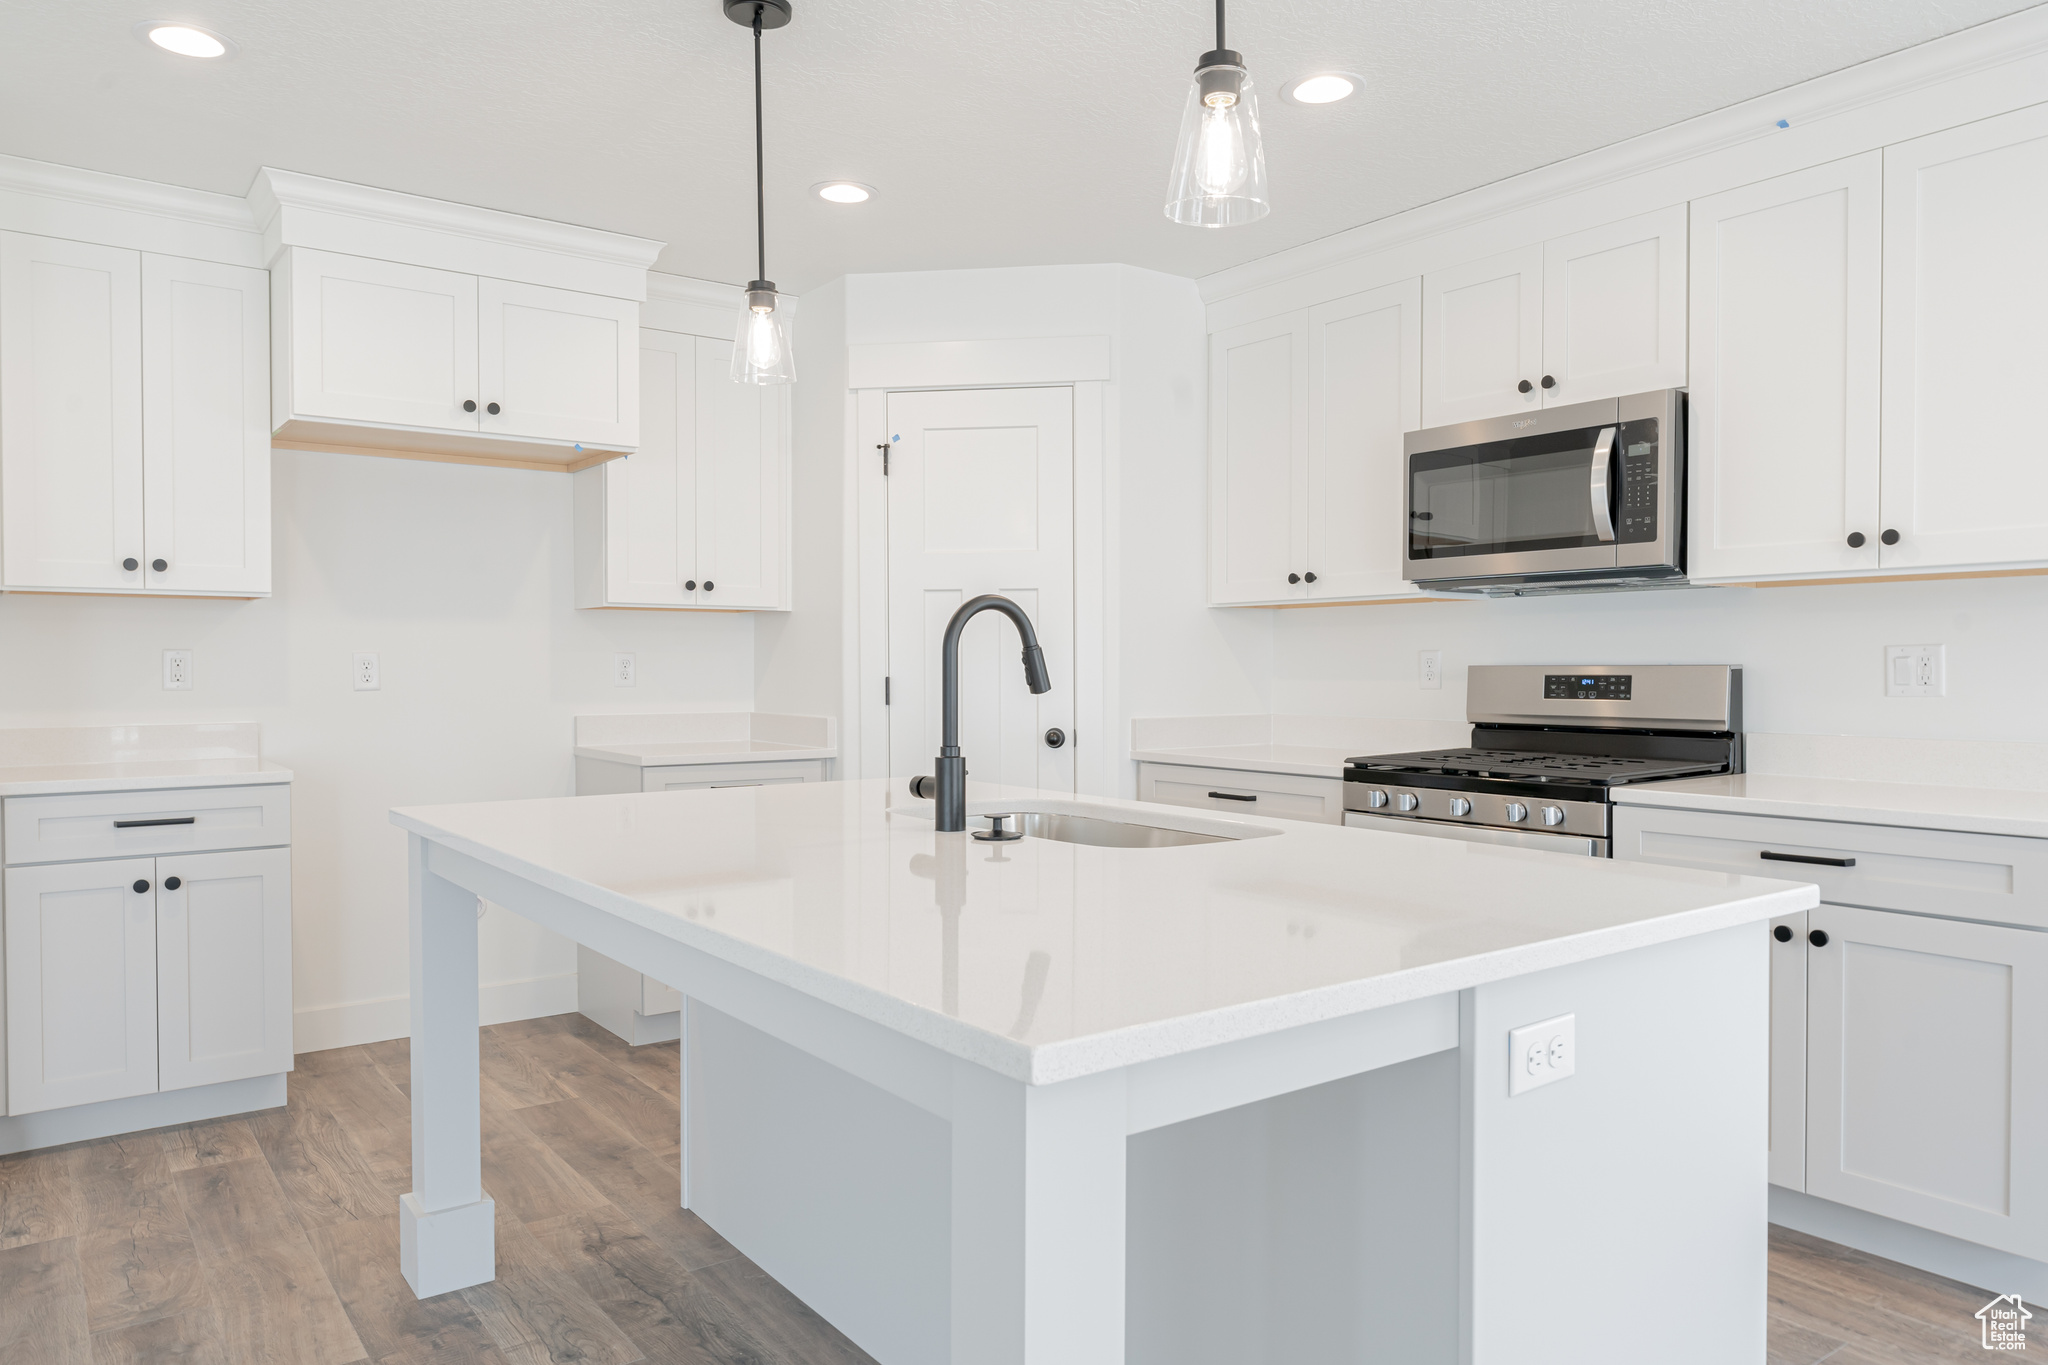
[4,784,291,865]
[1613,804,2048,930]
[1137,763,1343,825]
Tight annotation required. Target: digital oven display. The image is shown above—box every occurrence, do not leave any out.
[1545,673,1632,701]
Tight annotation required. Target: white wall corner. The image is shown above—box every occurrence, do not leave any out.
[292,972,579,1054]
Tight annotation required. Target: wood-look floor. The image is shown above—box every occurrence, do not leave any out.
[0,1013,2005,1363]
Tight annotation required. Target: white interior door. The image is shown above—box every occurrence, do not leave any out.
[4,858,159,1114]
[141,253,271,595]
[1421,244,1543,426]
[601,329,697,606]
[478,278,638,447]
[1880,103,2048,571]
[288,247,478,431]
[1686,154,1883,581]
[157,847,294,1091]
[0,231,144,591]
[1541,205,1688,407]
[887,387,1075,795]
[1207,312,1307,604]
[1305,279,1422,601]
[694,336,785,609]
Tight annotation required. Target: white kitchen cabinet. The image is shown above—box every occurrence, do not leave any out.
[477,277,637,448]
[4,858,159,1114]
[1687,154,1884,582]
[156,847,293,1092]
[0,233,144,592]
[1768,910,1809,1191]
[1208,312,1306,604]
[278,250,477,432]
[1137,762,1345,824]
[1420,208,1685,428]
[0,232,270,597]
[1880,103,2048,572]
[1805,904,2048,1261]
[574,328,788,611]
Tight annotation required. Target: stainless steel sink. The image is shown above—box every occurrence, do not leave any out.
[975,811,1232,848]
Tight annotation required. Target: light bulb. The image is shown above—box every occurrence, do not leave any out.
[731,282,796,384]
[744,309,781,370]
[1165,59,1269,227]
[1195,103,1249,197]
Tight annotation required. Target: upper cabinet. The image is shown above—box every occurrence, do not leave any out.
[0,232,270,597]
[1208,280,1423,606]
[574,327,788,611]
[1420,206,1688,427]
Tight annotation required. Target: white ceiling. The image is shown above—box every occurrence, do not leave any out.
[1,0,2031,291]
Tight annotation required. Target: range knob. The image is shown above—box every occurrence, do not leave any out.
[1504,802,1529,823]
[1395,792,1419,812]
[1540,805,1567,827]
[1364,789,1389,809]
[1448,797,1473,817]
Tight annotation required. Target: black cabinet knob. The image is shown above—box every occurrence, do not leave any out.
[1517,379,1533,394]
[1303,571,1317,583]
[463,400,477,412]
[1846,532,1866,548]
[164,876,182,890]
[151,559,167,572]
[702,581,714,591]
[1773,924,1794,942]
[1287,573,1301,584]
[1881,529,1899,546]
[1044,727,1066,749]
[1540,374,1556,389]
[685,579,697,591]
[123,557,138,571]
[1809,929,1830,947]
[132,879,150,894]
[486,402,501,415]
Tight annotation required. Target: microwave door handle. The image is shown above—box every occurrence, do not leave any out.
[1589,426,1618,542]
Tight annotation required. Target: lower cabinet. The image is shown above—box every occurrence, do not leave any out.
[1136,762,1345,824]
[3,845,291,1115]
[1768,909,1809,1192]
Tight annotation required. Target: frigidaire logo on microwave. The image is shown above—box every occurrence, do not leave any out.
[1512,418,1538,429]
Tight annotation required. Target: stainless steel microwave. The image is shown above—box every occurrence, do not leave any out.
[1403,389,1685,595]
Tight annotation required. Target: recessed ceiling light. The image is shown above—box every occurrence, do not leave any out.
[136,21,234,58]
[1281,71,1364,105]
[813,182,874,204]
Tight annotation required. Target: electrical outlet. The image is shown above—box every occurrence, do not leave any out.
[352,652,380,692]
[1508,1013,1577,1096]
[613,653,636,687]
[1885,644,1944,698]
[1419,650,1443,689]
[162,649,192,691]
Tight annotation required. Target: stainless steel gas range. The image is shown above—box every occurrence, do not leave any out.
[1342,664,1743,856]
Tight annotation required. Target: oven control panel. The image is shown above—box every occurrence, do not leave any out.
[1544,673,1632,701]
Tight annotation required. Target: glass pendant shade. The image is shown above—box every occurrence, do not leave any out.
[732,282,795,384]
[1165,56,1269,227]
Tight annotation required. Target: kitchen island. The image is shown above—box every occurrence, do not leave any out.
[391,779,1815,1364]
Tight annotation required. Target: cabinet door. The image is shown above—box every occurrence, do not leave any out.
[286,248,479,432]
[157,847,292,1090]
[1769,911,1808,1191]
[1420,244,1543,426]
[3,858,158,1114]
[1541,205,1687,407]
[693,336,785,609]
[1687,154,1882,581]
[478,278,638,448]
[1305,280,1423,601]
[1805,905,2048,1260]
[0,232,144,591]
[141,254,272,596]
[1208,312,1307,604]
[1881,104,2048,571]
[595,329,698,606]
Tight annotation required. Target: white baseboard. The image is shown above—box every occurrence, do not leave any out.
[1771,1186,2048,1300]
[0,1072,287,1156]
[293,972,578,1054]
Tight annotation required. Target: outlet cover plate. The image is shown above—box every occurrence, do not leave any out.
[162,649,192,691]
[1508,1013,1576,1096]
[353,653,380,691]
[1419,650,1443,690]
[1885,644,1944,698]
[614,653,636,687]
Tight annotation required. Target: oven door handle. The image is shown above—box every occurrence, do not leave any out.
[1588,426,1618,542]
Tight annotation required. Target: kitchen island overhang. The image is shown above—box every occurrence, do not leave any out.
[391,779,1815,1364]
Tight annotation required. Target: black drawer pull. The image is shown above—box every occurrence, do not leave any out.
[1761,850,1855,868]
[113,816,198,828]
[1208,791,1257,802]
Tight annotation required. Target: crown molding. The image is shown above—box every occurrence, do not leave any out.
[647,270,747,307]
[0,154,254,231]
[1199,6,2048,306]
[0,153,263,264]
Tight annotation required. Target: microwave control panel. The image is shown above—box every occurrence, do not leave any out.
[1617,417,1660,544]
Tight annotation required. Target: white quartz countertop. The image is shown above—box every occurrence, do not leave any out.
[0,757,293,798]
[393,778,1813,1083]
[1130,743,1368,780]
[1614,773,2048,840]
[574,740,837,767]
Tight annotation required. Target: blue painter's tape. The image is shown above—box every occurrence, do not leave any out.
[1775,118,1789,129]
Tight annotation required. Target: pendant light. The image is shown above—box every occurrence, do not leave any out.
[727,0,796,383]
[1164,0,1269,227]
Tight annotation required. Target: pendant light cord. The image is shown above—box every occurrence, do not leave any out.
[752,5,766,284]
[1215,0,1225,51]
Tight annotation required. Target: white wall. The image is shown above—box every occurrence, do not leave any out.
[0,448,755,1050]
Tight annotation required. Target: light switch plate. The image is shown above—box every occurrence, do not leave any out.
[162,649,192,691]
[1508,1013,1576,1096]
[353,653,380,691]
[1884,644,1944,698]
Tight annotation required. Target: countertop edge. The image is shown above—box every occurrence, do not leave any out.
[0,766,295,798]
[1611,784,2048,841]
[573,745,840,768]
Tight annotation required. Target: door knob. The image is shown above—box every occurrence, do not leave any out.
[702,581,714,592]
[1846,532,1866,548]
[1287,573,1301,584]
[1880,529,1899,546]
[164,876,182,890]
[685,580,697,591]
[122,557,138,571]
[1517,379,1533,394]
[463,400,477,412]
[132,879,150,894]
[1808,929,1830,947]
[1540,375,1556,389]
[1773,924,1793,942]
[1303,571,1318,583]
[152,559,167,572]
[486,402,501,415]
[1044,727,1066,749]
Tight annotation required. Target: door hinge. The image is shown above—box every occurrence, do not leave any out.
[876,442,890,476]
[884,676,891,705]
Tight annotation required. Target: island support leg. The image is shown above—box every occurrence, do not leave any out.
[950,1063,1128,1365]
[399,834,496,1297]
